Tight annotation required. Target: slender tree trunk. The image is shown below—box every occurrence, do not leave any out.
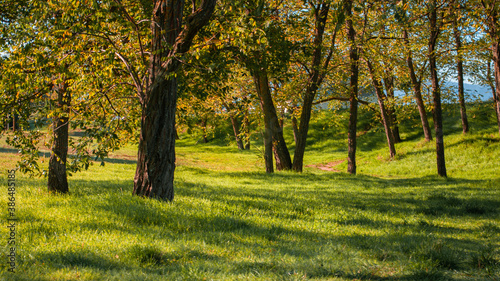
[345,0,358,175]
[229,113,244,149]
[453,18,469,134]
[493,41,500,136]
[292,3,330,172]
[133,0,216,201]
[48,80,70,194]
[200,117,208,143]
[251,68,292,172]
[383,75,402,143]
[244,110,251,150]
[429,1,447,177]
[292,114,299,145]
[487,60,500,127]
[366,59,396,159]
[404,29,433,141]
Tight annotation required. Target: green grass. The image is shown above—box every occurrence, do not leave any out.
[0,102,499,280]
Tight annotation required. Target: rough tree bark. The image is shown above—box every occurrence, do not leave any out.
[428,0,447,177]
[453,15,469,134]
[365,59,396,159]
[403,29,433,141]
[133,0,216,201]
[345,0,358,175]
[48,80,70,194]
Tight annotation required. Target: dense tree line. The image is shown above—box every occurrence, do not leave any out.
[1,0,499,201]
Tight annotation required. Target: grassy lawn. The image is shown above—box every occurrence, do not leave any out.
[0,103,499,280]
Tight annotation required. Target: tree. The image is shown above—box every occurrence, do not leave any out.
[345,0,359,175]
[290,1,344,172]
[132,0,216,201]
[452,1,469,134]
[428,0,447,177]
[480,0,500,136]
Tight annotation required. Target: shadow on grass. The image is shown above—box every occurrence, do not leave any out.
[18,169,499,280]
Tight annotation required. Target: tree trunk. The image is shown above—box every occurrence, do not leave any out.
[493,41,500,136]
[487,60,500,128]
[404,29,433,141]
[453,17,469,134]
[133,0,216,201]
[292,114,299,145]
[229,113,244,149]
[244,110,251,150]
[48,80,70,194]
[383,75,402,143]
[251,68,292,172]
[134,78,177,200]
[345,0,358,175]
[292,3,329,172]
[366,59,396,159]
[429,0,447,177]
[201,117,209,143]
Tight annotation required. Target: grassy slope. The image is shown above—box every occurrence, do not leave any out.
[0,103,499,280]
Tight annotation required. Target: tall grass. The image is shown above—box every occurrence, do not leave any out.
[0,102,498,280]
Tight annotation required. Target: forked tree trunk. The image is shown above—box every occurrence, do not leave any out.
[404,29,433,141]
[48,81,70,194]
[251,68,292,172]
[366,59,396,159]
[345,0,358,175]
[133,0,216,201]
[292,3,330,172]
[453,17,469,134]
[429,0,447,177]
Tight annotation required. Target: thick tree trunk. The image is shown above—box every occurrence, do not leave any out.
[48,81,70,194]
[429,1,447,177]
[134,78,177,200]
[292,3,329,172]
[366,59,396,159]
[133,0,216,201]
[252,69,292,172]
[453,19,469,134]
[404,29,433,141]
[345,0,358,175]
